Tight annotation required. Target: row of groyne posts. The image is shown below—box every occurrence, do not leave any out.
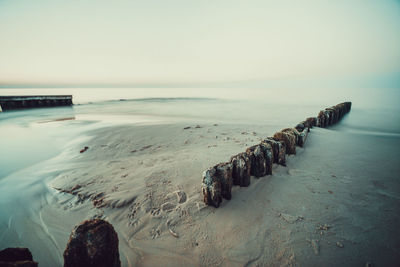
[202,102,352,208]
[0,95,73,111]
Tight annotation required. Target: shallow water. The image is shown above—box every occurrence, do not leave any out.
[0,87,399,266]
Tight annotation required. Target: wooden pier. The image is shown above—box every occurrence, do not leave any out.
[0,95,73,111]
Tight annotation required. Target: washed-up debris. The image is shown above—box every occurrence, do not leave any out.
[279,213,303,223]
[169,228,179,238]
[317,224,331,231]
[140,145,152,151]
[311,239,319,255]
[80,146,89,153]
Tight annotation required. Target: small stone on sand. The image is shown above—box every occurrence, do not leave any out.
[336,242,344,248]
[280,213,303,223]
[311,239,319,255]
[317,224,331,231]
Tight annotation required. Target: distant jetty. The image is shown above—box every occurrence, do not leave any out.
[0,95,73,111]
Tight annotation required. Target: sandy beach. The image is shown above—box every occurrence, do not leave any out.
[1,97,399,266]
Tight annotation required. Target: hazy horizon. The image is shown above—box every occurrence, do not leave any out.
[1,0,400,88]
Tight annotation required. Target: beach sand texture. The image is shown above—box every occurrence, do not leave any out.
[0,97,399,266]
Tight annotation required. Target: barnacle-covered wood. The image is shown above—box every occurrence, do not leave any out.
[64,219,121,267]
[215,162,233,200]
[273,131,296,155]
[262,138,286,166]
[230,152,251,187]
[202,162,233,207]
[317,102,351,128]
[260,142,273,175]
[202,167,222,207]
[246,144,268,177]
[305,117,317,128]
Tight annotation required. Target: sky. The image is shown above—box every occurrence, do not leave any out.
[0,0,400,87]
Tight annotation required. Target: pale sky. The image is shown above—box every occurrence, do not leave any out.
[0,0,399,86]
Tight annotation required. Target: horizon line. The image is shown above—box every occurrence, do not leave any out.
[1,72,400,89]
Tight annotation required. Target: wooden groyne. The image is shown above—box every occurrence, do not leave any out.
[202,102,352,207]
[0,95,73,111]
[0,219,121,267]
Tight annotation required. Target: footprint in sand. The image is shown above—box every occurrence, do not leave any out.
[151,208,161,217]
[144,159,156,167]
[176,190,187,203]
[140,145,152,151]
[161,202,176,212]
